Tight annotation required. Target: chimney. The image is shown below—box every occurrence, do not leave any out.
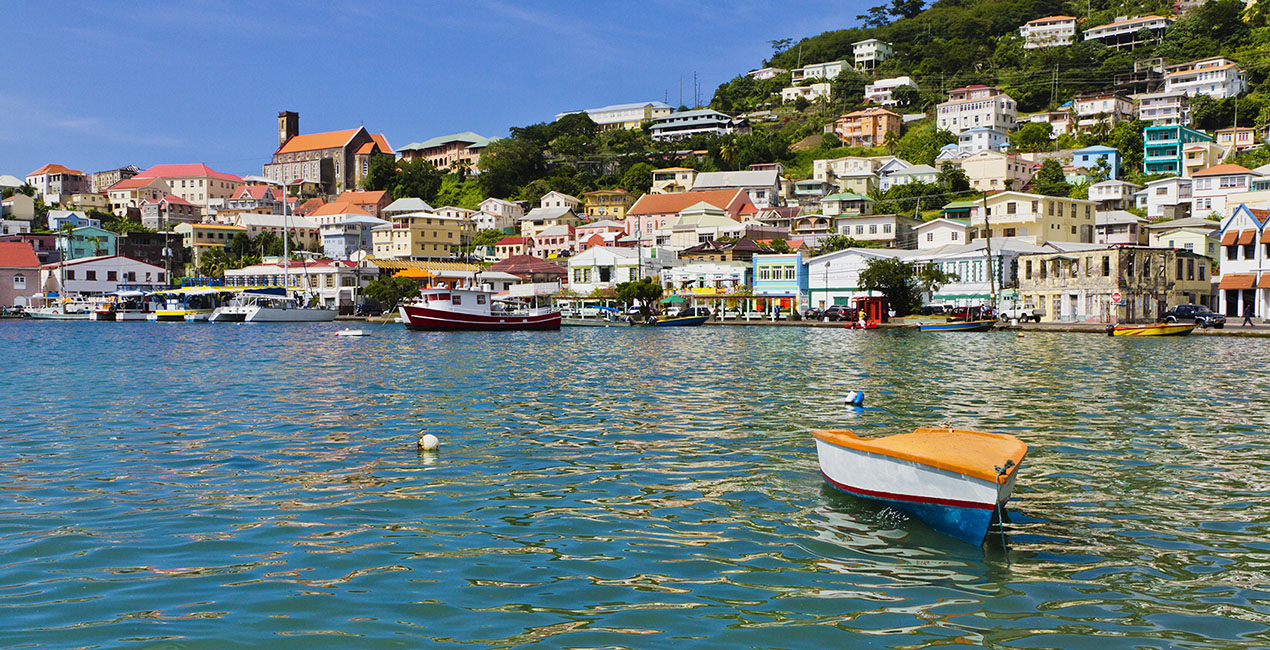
[278,111,299,148]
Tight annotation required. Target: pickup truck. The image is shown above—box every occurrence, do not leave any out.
[998,304,1043,322]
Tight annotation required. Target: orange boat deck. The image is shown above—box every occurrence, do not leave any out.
[813,427,1027,483]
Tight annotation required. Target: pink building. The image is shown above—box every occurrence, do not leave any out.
[575,220,627,251]
[624,189,756,237]
[0,242,41,307]
[532,224,575,257]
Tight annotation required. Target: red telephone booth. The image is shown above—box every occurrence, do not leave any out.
[852,296,889,323]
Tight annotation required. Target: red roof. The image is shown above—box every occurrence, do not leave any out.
[628,189,753,216]
[294,197,326,215]
[159,194,195,206]
[487,255,567,277]
[28,163,85,177]
[310,200,370,217]
[1193,164,1254,176]
[336,190,389,206]
[277,129,394,156]
[496,236,529,245]
[235,185,282,201]
[136,164,242,183]
[0,242,39,268]
[107,176,161,191]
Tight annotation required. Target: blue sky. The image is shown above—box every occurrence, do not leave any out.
[3,1,867,179]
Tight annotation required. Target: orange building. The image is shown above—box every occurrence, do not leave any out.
[834,107,902,147]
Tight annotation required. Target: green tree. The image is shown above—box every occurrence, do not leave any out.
[478,136,548,198]
[620,162,654,194]
[937,162,970,192]
[818,234,874,254]
[364,156,397,192]
[769,239,793,254]
[890,84,919,108]
[393,159,443,201]
[1010,121,1053,153]
[363,277,421,310]
[615,277,664,320]
[858,256,921,316]
[471,229,506,247]
[890,122,956,167]
[1031,159,1071,197]
[917,264,958,301]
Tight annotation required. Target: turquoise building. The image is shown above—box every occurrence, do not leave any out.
[1143,125,1212,176]
[58,226,118,260]
[752,253,809,313]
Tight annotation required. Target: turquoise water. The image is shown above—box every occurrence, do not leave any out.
[1,321,1268,648]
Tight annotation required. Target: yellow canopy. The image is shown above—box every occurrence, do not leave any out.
[394,268,436,279]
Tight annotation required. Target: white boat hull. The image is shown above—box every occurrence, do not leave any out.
[815,437,1018,544]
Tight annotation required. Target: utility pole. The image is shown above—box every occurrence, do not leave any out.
[981,189,997,311]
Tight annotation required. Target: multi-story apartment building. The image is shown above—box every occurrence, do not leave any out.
[834,107,902,147]
[961,151,1036,192]
[936,85,1017,135]
[554,102,672,131]
[812,156,883,183]
[957,126,1009,155]
[1073,92,1135,131]
[1143,124,1213,175]
[692,171,782,210]
[780,83,832,104]
[131,164,244,216]
[173,222,248,268]
[651,168,698,194]
[746,67,788,80]
[1138,91,1189,126]
[371,212,463,259]
[397,132,493,172]
[649,109,749,141]
[25,164,90,205]
[1020,15,1077,48]
[90,165,139,194]
[967,191,1097,245]
[1026,110,1074,137]
[263,111,393,195]
[139,195,200,230]
[1083,15,1174,50]
[1163,57,1246,99]
[1138,177,1193,220]
[791,60,849,82]
[863,76,917,106]
[852,39,892,71]
[1089,180,1143,211]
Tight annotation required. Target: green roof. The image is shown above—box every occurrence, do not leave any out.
[823,192,873,202]
[942,199,979,210]
[399,131,494,151]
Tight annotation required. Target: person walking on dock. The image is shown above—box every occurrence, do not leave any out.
[1243,302,1254,327]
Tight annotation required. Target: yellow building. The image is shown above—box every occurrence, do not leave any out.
[651,167,698,194]
[1017,246,1213,322]
[133,164,243,216]
[583,189,636,221]
[965,191,1097,245]
[173,222,248,268]
[1181,141,1225,178]
[371,212,463,259]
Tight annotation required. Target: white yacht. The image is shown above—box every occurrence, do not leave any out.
[209,290,336,322]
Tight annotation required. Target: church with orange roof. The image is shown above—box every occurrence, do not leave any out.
[263,111,393,197]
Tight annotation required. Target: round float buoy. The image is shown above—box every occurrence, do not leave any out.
[417,434,440,451]
[1017,332,1024,338]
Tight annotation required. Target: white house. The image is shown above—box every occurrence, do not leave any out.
[1138,91,1189,126]
[649,110,748,142]
[1094,211,1147,245]
[792,60,849,82]
[852,39,892,71]
[806,247,902,309]
[834,214,923,248]
[883,164,939,191]
[957,127,1010,154]
[915,218,970,250]
[1139,176,1193,220]
[662,261,749,295]
[863,77,916,106]
[780,83,832,104]
[1082,15,1174,50]
[567,245,677,294]
[936,86,1017,135]
[1089,180,1144,211]
[40,255,167,295]
[478,197,525,222]
[1191,164,1260,219]
[1020,15,1077,49]
[1163,57,1247,100]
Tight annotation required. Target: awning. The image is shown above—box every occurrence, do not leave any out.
[394,268,435,279]
[661,295,685,304]
[1238,230,1256,246]
[1221,230,1238,246]
[1218,273,1257,290]
[1258,275,1270,289]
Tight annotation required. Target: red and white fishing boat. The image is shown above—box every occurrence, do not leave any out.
[398,283,561,331]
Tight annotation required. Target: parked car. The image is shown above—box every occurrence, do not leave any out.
[919,305,946,316]
[998,303,1044,322]
[1162,304,1225,328]
[948,305,995,321]
[804,307,824,320]
[822,305,857,321]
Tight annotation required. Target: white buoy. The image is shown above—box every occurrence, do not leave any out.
[417,434,440,451]
[845,390,865,407]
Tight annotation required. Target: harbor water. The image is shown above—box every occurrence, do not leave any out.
[1,321,1267,648]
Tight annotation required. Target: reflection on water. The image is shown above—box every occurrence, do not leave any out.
[0,322,1267,648]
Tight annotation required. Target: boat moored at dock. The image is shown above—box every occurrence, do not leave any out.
[916,320,996,332]
[813,425,1027,544]
[399,282,560,331]
[1108,322,1196,337]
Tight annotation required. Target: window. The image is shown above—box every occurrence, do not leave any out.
[883,223,892,234]
[451,294,462,305]
[759,267,771,280]
[13,274,24,289]
[869,224,877,234]
[1198,264,1206,280]
[784,266,796,280]
[1025,260,1032,280]
[66,270,76,280]
[477,295,486,305]
[107,271,117,281]
[1007,202,1017,214]
[1102,255,1110,276]
[856,225,864,234]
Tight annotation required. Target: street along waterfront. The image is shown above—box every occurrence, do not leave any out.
[1,321,1266,647]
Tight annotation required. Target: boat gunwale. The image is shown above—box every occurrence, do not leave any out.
[813,427,1027,484]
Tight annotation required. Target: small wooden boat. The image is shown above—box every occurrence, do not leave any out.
[649,314,708,327]
[1108,322,1196,337]
[845,321,879,330]
[916,319,996,332]
[334,328,369,337]
[813,426,1027,544]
